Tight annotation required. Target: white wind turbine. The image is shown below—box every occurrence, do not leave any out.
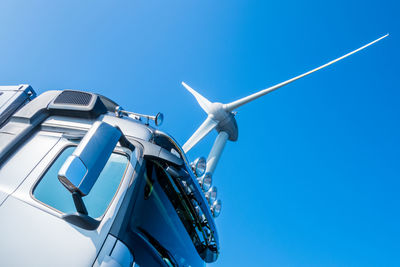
[182,34,388,175]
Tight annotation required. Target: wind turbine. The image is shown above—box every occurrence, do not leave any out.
[182,34,388,175]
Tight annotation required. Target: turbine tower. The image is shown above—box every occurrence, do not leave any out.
[182,34,388,175]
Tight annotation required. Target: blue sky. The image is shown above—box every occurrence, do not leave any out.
[0,0,398,266]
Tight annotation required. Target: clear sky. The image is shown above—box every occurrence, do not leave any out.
[0,0,398,266]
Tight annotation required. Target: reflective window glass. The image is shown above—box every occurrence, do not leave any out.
[34,146,129,218]
[130,161,205,267]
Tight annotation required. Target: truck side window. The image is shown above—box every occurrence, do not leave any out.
[33,146,129,218]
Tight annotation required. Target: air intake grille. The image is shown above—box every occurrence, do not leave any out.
[54,91,92,106]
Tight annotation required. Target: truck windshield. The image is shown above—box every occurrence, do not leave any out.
[33,146,129,218]
[130,160,206,267]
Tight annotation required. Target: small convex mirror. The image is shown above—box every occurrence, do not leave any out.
[155,112,164,126]
[58,121,122,196]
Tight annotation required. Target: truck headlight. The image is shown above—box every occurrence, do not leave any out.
[211,199,222,218]
[205,186,217,204]
[191,157,207,177]
[199,172,212,191]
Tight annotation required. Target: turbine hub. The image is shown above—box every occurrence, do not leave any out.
[208,102,228,121]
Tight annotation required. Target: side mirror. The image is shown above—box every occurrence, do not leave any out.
[58,121,122,196]
[58,121,131,230]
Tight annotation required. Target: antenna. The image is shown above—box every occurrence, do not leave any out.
[182,34,389,175]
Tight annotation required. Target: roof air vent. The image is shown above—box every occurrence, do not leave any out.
[53,91,93,106]
[48,90,107,119]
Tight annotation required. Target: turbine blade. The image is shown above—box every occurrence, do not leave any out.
[182,82,212,113]
[224,34,389,112]
[182,117,218,153]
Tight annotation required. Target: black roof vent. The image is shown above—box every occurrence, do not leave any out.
[48,90,107,119]
[54,91,93,106]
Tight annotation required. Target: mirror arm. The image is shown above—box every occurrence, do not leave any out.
[116,127,135,151]
[72,191,88,215]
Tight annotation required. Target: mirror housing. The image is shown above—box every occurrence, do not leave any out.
[58,121,122,196]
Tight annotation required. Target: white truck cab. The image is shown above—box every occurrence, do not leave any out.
[0,86,219,267]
